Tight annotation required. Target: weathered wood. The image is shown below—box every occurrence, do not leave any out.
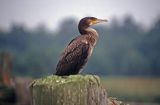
[0,52,13,87]
[30,75,108,105]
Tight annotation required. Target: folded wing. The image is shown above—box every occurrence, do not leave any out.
[56,38,90,76]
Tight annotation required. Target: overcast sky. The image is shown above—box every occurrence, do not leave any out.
[0,0,160,30]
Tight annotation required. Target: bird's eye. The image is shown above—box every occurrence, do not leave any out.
[88,19,93,25]
[91,17,97,21]
[90,18,98,25]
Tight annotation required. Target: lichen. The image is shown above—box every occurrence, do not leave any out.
[30,75,100,89]
[30,75,107,105]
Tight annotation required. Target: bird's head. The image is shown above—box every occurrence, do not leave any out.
[79,17,108,27]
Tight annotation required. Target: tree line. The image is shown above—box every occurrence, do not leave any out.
[0,15,160,77]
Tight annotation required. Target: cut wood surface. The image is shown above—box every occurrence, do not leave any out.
[30,75,108,105]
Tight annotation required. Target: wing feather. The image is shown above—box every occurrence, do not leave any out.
[56,38,89,75]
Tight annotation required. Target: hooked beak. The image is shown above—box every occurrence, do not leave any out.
[97,19,108,23]
[91,19,108,25]
[90,18,108,25]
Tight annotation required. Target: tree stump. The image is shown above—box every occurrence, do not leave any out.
[30,75,108,105]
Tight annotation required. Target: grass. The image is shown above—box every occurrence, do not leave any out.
[100,76,160,103]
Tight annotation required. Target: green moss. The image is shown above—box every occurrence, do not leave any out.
[30,75,105,105]
[30,75,100,88]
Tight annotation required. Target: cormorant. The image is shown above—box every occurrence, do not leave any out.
[55,17,107,76]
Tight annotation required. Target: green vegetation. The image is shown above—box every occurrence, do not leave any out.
[0,15,160,77]
[101,77,160,102]
[31,75,100,87]
[30,75,107,105]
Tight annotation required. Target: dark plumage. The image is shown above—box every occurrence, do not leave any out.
[55,17,107,76]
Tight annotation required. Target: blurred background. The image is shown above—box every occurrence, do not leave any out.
[0,0,160,105]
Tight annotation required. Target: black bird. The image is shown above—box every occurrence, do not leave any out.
[55,17,107,76]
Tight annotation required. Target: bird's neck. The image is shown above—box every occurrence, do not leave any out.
[79,27,99,47]
[79,26,98,36]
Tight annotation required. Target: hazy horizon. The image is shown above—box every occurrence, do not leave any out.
[0,0,160,30]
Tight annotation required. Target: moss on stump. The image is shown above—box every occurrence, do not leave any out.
[30,75,108,105]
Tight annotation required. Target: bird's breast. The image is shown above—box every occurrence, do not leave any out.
[81,39,88,45]
[87,35,98,47]
[88,46,94,58]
